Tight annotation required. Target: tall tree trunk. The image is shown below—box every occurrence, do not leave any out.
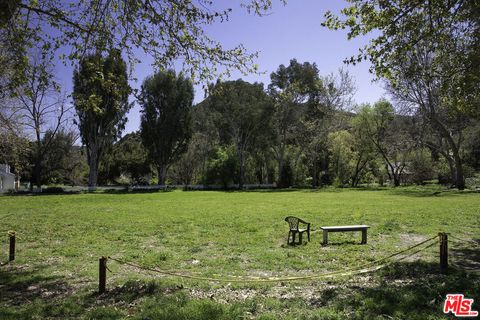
[157,164,167,185]
[273,145,285,187]
[87,145,98,191]
[379,173,384,187]
[34,158,42,189]
[445,156,457,186]
[277,159,284,187]
[428,111,465,190]
[351,155,368,187]
[312,160,318,188]
[385,164,392,182]
[453,153,465,190]
[393,173,401,187]
[440,145,465,190]
[238,150,245,189]
[387,164,401,187]
[34,130,42,189]
[351,173,360,187]
[88,162,98,191]
[351,160,360,188]
[442,142,465,190]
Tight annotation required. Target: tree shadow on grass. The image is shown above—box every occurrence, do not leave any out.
[1,258,479,319]
[450,238,480,273]
[102,187,176,194]
[0,259,266,319]
[0,265,83,319]
[309,261,479,319]
[3,190,82,197]
[0,265,72,306]
[0,264,167,319]
[321,240,365,246]
[388,188,479,198]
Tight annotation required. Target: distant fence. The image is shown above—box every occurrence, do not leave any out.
[9,184,278,194]
[131,183,276,191]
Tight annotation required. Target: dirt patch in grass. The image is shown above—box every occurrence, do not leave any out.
[187,275,379,303]
[399,233,428,246]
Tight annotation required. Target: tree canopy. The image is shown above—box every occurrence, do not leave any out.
[73,49,131,189]
[139,70,194,185]
[1,0,283,88]
[322,0,479,117]
[322,0,479,189]
[206,79,274,188]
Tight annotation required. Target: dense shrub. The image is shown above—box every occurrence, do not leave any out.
[42,187,64,194]
[278,161,294,188]
[410,149,435,184]
[204,147,238,188]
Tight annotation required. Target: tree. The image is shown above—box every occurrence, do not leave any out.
[323,0,479,189]
[327,129,375,187]
[355,100,414,187]
[0,90,30,180]
[189,105,220,183]
[328,130,354,187]
[0,1,29,93]
[170,133,213,186]
[139,70,194,185]
[0,121,30,183]
[463,121,480,171]
[100,132,151,185]
[2,0,282,89]
[11,53,70,189]
[268,59,322,187]
[322,0,478,87]
[301,69,356,187]
[349,113,376,187]
[409,148,435,185]
[386,45,470,189]
[73,49,131,190]
[204,146,238,189]
[206,79,274,188]
[40,130,85,185]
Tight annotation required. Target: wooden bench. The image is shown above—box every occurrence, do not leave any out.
[320,225,369,245]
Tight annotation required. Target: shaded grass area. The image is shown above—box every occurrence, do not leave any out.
[0,261,478,319]
[0,187,479,319]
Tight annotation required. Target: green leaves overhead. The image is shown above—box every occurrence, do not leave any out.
[322,0,479,87]
[73,50,131,117]
[323,0,479,189]
[3,0,282,85]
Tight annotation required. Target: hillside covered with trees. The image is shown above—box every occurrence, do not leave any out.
[1,0,479,191]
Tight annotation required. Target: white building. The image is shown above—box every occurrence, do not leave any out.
[0,164,16,193]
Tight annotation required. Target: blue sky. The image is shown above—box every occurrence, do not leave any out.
[57,0,386,134]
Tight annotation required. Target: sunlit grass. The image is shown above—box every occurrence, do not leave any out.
[0,187,478,319]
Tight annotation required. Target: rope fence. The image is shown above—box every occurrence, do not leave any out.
[447,234,480,246]
[97,234,445,293]
[446,233,480,274]
[1,231,476,294]
[105,237,439,284]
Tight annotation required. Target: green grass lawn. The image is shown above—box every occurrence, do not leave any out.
[0,187,479,319]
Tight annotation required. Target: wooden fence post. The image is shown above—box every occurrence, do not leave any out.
[439,232,448,273]
[8,231,15,261]
[99,257,107,294]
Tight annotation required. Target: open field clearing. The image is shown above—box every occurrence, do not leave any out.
[0,187,479,319]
